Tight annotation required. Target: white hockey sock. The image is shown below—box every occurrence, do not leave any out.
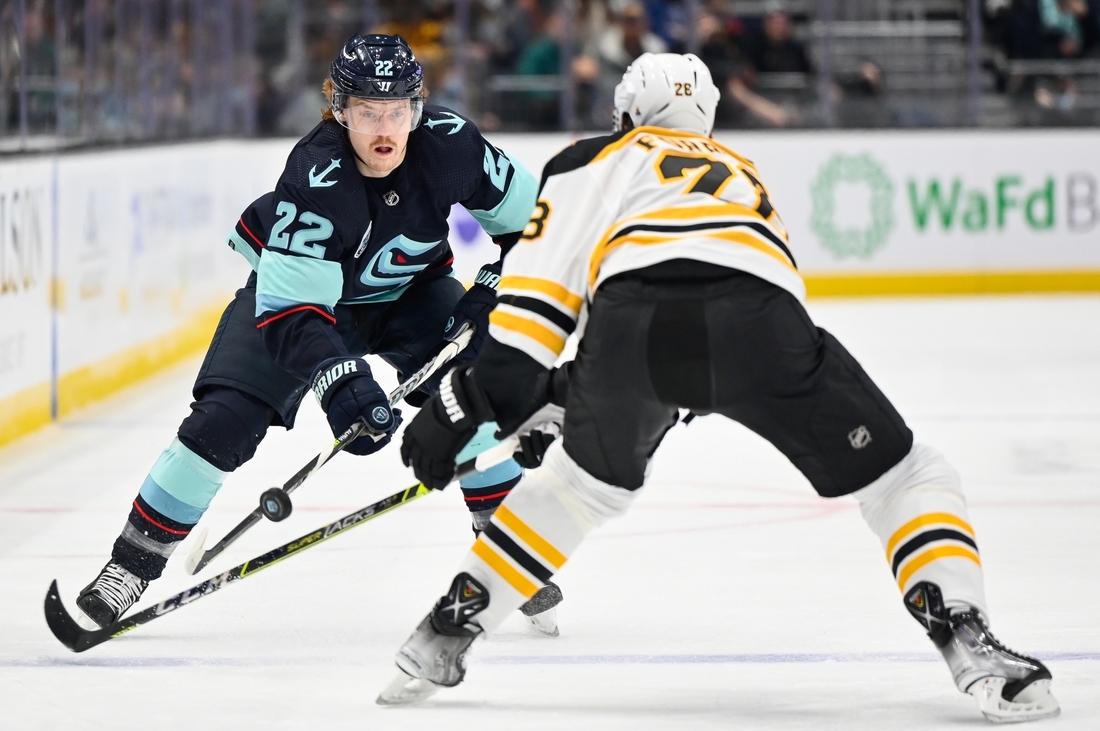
[853,443,988,617]
[455,440,637,632]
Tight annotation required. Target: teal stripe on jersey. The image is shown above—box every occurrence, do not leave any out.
[468,157,539,236]
[147,438,228,511]
[456,422,523,488]
[138,475,206,524]
[228,230,261,271]
[256,251,343,315]
[256,293,327,316]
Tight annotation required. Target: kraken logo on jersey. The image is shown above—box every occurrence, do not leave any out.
[359,235,441,293]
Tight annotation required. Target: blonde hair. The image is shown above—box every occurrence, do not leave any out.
[320,78,429,121]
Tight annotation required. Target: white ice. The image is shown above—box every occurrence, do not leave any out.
[2,295,1099,730]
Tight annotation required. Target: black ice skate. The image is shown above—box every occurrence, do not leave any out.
[377,572,487,705]
[520,581,563,636]
[74,561,148,630]
[905,582,1060,723]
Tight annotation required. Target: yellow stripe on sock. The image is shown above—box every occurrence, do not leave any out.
[896,545,982,592]
[886,513,975,561]
[494,504,568,569]
[471,537,539,598]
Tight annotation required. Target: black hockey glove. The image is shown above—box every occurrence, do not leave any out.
[311,357,401,456]
[500,362,573,469]
[401,366,494,489]
[416,262,501,403]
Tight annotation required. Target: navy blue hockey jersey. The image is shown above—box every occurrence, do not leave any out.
[226,107,538,380]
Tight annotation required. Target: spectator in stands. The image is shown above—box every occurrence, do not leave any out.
[515,9,599,129]
[697,8,792,128]
[591,1,667,127]
[1040,0,1089,56]
[747,6,812,74]
[18,7,57,131]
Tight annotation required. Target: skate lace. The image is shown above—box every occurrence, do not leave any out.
[957,610,1028,660]
[93,564,147,614]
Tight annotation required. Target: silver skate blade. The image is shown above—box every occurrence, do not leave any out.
[971,677,1061,724]
[376,668,442,705]
[523,606,559,637]
[181,527,208,575]
[72,604,103,632]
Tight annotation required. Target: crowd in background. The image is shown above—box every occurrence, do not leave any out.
[2,0,1100,150]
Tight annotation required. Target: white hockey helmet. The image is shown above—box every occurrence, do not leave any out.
[613,53,720,136]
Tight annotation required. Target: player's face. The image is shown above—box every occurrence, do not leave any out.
[343,98,412,177]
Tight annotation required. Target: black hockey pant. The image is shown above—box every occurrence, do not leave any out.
[561,263,914,497]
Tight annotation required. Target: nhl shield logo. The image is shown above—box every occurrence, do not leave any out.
[383,190,400,206]
[848,425,872,450]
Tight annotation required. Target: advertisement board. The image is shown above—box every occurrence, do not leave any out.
[0,158,55,443]
[3,130,1099,448]
[482,129,1100,293]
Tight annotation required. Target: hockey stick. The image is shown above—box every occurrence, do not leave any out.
[46,482,434,652]
[44,441,519,653]
[183,322,474,576]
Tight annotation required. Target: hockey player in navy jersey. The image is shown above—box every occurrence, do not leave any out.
[381,53,1059,723]
[73,34,561,634]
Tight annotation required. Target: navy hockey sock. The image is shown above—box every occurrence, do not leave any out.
[111,495,195,581]
[461,473,522,533]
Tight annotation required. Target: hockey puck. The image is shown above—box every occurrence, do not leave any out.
[260,487,293,522]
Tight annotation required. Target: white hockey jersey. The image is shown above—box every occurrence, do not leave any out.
[489,126,804,369]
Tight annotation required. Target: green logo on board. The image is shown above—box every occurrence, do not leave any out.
[810,153,894,259]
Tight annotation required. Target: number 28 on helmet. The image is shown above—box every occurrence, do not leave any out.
[329,34,425,136]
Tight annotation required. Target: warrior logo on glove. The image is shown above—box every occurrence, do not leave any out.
[313,360,361,404]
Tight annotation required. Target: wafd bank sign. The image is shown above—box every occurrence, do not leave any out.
[712,130,1100,276]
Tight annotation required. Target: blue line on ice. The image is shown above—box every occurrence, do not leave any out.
[7,652,1099,668]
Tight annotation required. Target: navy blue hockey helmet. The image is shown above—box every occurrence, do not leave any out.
[330,34,425,134]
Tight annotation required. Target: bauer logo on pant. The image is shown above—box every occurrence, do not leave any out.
[848,425,872,449]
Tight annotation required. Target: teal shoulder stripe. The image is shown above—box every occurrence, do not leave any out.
[468,156,539,236]
[228,230,261,271]
[256,251,343,313]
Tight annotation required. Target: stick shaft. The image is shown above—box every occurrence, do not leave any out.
[187,325,472,574]
[48,483,433,652]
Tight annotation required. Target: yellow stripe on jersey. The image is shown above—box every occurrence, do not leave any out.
[489,309,566,355]
[630,202,783,234]
[896,545,982,592]
[498,276,584,314]
[494,504,568,569]
[887,513,976,561]
[472,537,540,598]
[589,229,798,289]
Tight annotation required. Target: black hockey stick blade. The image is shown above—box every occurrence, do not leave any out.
[183,324,473,575]
[44,581,93,650]
[45,482,435,652]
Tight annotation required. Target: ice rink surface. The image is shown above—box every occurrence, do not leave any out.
[2,295,1099,730]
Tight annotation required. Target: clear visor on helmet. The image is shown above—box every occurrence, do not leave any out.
[335,96,424,136]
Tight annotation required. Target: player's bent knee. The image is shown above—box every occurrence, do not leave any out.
[852,443,964,523]
[177,387,276,473]
[456,440,638,632]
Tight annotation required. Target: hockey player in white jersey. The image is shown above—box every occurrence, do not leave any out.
[382,53,1060,723]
